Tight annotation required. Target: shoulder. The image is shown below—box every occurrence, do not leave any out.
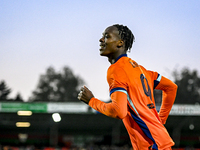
[108,64,127,79]
[140,65,159,77]
[107,60,129,84]
[107,57,130,76]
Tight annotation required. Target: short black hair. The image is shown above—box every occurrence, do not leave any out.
[113,24,135,52]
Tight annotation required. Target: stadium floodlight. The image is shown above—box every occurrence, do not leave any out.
[189,124,194,130]
[17,111,32,116]
[52,113,61,122]
[16,122,31,127]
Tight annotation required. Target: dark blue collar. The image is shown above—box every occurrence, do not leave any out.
[114,54,127,63]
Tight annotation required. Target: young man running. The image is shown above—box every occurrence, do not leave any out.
[78,24,177,150]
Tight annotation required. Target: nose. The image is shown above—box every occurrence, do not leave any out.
[99,37,104,43]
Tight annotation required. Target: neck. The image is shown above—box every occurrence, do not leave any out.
[108,53,127,64]
[108,57,115,64]
[106,48,127,64]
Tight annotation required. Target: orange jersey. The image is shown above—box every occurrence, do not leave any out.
[89,54,177,150]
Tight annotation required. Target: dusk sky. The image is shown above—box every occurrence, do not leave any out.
[1,0,200,101]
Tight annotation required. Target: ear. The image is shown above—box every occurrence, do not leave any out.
[117,40,124,48]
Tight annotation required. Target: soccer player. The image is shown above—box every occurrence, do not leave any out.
[78,24,178,150]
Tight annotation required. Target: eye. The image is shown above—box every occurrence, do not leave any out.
[105,34,110,38]
[101,33,110,40]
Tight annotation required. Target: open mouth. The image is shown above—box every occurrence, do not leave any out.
[100,45,104,49]
[100,44,105,50]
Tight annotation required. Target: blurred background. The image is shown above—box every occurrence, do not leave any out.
[0,0,200,149]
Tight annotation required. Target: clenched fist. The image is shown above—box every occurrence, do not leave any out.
[78,86,94,104]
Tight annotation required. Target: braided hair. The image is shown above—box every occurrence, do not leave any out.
[113,24,135,52]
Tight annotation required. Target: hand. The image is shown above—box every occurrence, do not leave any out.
[78,86,94,104]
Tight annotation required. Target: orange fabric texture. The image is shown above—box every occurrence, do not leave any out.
[89,55,177,150]
[89,91,127,119]
[155,76,178,124]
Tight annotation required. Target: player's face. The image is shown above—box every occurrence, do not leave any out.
[99,26,121,57]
